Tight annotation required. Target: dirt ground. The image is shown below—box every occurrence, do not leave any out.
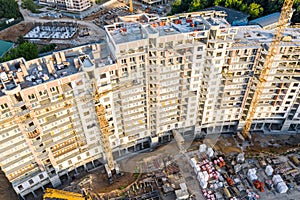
[0,22,34,42]
[0,168,18,200]
[84,2,128,21]
[189,133,300,156]
[246,133,300,155]
[91,172,136,193]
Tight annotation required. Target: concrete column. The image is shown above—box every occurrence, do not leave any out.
[75,168,78,174]
[141,142,144,149]
[67,172,71,180]
[92,161,95,168]
[32,190,37,198]
[134,145,137,152]
[168,134,171,141]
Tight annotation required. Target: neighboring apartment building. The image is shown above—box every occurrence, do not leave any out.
[0,11,300,199]
[39,0,91,12]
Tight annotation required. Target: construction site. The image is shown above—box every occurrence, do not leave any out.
[1,0,300,199]
[24,23,78,40]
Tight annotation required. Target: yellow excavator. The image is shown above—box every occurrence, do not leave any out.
[43,188,92,200]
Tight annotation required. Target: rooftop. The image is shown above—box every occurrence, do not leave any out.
[107,23,147,44]
[106,12,231,45]
[0,44,113,97]
[234,25,300,46]
[249,12,280,28]
[202,6,249,25]
[0,40,14,57]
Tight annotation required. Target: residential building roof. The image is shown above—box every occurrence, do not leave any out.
[202,6,249,24]
[249,12,280,28]
[0,40,14,57]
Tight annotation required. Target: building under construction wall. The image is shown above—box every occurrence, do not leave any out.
[0,11,300,198]
[39,0,91,12]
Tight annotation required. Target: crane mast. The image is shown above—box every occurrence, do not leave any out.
[242,0,295,139]
[129,0,133,13]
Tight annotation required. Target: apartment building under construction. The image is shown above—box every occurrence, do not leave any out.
[1,11,300,199]
[39,0,91,12]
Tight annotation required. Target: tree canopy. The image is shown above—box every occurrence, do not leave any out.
[170,0,300,23]
[21,0,42,13]
[0,42,38,62]
[0,0,21,19]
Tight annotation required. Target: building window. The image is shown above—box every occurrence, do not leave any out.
[18,185,24,191]
[121,59,126,64]
[39,90,47,96]
[28,94,35,100]
[0,103,8,110]
[50,87,56,93]
[28,179,34,185]
[84,111,90,116]
[100,73,106,79]
[197,46,203,51]
[76,80,83,86]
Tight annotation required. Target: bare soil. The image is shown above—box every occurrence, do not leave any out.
[245,133,300,155]
[0,168,18,200]
[0,22,34,42]
[91,172,137,193]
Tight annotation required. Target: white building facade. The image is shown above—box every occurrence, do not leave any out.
[1,11,300,199]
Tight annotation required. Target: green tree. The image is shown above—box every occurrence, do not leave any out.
[39,44,57,54]
[188,0,203,12]
[247,3,264,19]
[17,35,25,45]
[21,0,41,13]
[0,42,38,62]
[225,0,243,10]
[0,0,21,19]
[18,42,38,60]
[214,0,224,6]
[171,0,182,14]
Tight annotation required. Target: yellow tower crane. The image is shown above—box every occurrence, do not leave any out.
[242,0,295,139]
[43,188,92,200]
[129,0,133,13]
[92,80,135,176]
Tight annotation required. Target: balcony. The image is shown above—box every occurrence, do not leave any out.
[13,101,25,108]
[25,129,40,139]
[25,125,37,133]
[53,144,78,158]
[17,109,30,117]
